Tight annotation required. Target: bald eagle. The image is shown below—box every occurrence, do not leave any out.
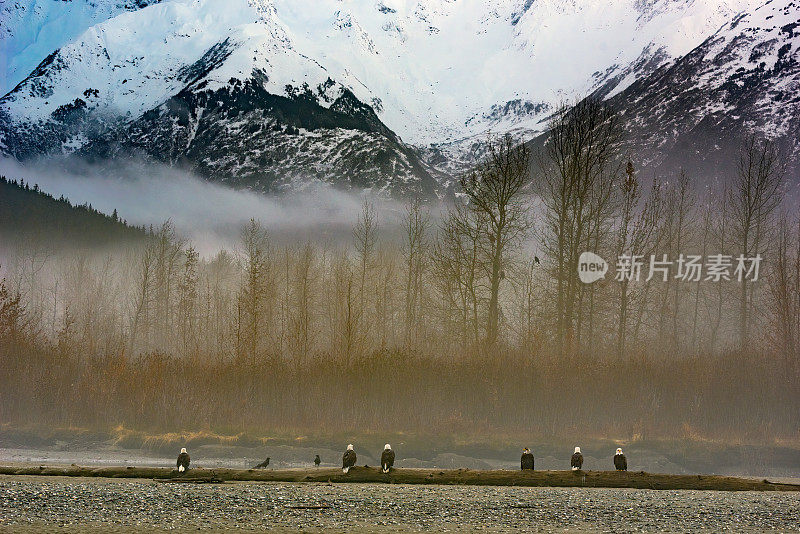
[314,454,321,467]
[520,448,534,470]
[381,444,395,473]
[571,447,583,470]
[614,448,627,471]
[177,448,190,472]
[253,457,270,469]
[342,444,357,474]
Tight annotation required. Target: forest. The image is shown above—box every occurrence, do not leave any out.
[1,99,798,444]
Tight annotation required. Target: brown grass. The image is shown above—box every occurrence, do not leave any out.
[2,335,797,445]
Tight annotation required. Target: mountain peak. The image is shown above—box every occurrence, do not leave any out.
[1,0,797,193]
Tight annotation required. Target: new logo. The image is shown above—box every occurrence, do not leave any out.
[578,252,608,284]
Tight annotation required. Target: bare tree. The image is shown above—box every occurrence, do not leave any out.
[708,188,731,352]
[537,98,621,355]
[152,221,184,351]
[653,170,693,351]
[200,250,238,357]
[401,198,429,349]
[691,200,713,348]
[670,171,693,350]
[0,268,27,344]
[375,246,399,350]
[433,199,486,349]
[511,258,545,353]
[289,242,315,361]
[460,134,532,346]
[238,219,272,359]
[129,242,156,354]
[729,136,785,349]
[768,213,800,381]
[615,167,663,357]
[178,246,199,357]
[353,197,378,315]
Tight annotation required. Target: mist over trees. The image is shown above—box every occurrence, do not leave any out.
[1,105,798,443]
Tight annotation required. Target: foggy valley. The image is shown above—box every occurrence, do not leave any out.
[1,0,799,531]
[1,119,798,478]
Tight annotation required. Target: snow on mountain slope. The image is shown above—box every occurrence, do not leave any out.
[2,0,343,123]
[83,79,438,194]
[269,0,763,145]
[600,0,800,180]
[3,0,764,144]
[1,0,796,194]
[0,0,439,194]
[0,0,162,96]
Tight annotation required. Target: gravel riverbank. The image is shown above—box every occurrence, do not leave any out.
[1,475,799,533]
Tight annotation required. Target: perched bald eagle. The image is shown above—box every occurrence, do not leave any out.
[314,454,321,467]
[614,448,627,471]
[177,448,190,472]
[342,444,357,474]
[381,444,395,473]
[253,457,270,469]
[571,447,583,470]
[520,448,534,470]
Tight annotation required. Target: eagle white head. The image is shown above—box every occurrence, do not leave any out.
[347,444,354,451]
[384,444,391,450]
[180,448,187,454]
[574,447,581,454]
[616,448,623,455]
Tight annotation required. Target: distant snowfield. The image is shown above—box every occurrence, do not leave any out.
[0,0,763,146]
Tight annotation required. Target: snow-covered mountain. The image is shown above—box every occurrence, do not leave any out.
[601,0,800,181]
[0,0,442,194]
[1,0,163,96]
[0,0,797,194]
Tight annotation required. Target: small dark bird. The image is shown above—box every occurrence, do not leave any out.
[520,448,534,470]
[176,448,190,472]
[314,454,321,467]
[342,444,357,474]
[253,457,270,469]
[614,448,627,471]
[534,256,540,264]
[571,447,583,470]
[381,444,395,473]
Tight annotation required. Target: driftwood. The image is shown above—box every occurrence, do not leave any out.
[156,477,226,484]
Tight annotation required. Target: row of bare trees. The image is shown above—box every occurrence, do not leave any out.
[0,97,797,438]
[1,114,794,363]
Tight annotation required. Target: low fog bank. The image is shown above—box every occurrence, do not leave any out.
[0,157,410,254]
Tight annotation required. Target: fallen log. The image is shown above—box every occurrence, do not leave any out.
[0,464,798,491]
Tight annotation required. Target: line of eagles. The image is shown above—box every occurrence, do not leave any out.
[175,445,628,473]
